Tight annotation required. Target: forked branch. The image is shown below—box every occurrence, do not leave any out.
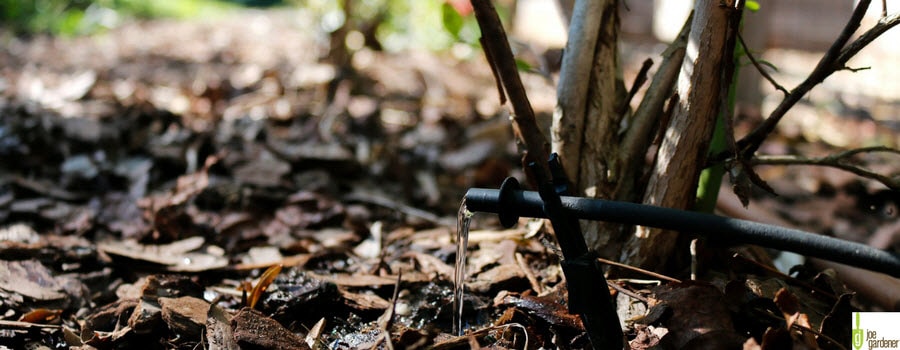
[725,0,900,160]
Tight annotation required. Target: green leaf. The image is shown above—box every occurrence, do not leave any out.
[441,3,463,38]
[515,58,533,72]
[746,0,760,12]
[57,10,86,35]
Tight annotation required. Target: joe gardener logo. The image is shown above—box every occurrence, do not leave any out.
[854,312,864,349]
[853,313,900,349]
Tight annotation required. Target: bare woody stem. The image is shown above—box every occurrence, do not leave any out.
[738,32,787,95]
[836,12,900,66]
[727,0,900,160]
[469,0,550,178]
[752,146,900,191]
[617,58,653,118]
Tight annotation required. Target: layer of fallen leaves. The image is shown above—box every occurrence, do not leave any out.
[0,10,897,350]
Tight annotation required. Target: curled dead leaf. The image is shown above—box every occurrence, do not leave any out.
[248,264,283,309]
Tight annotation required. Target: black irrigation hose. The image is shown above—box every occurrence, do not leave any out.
[465,177,900,278]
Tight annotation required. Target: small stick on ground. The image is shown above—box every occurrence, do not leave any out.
[596,256,681,284]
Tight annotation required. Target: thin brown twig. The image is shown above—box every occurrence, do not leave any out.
[470,0,550,177]
[0,320,61,330]
[343,191,454,227]
[843,66,872,72]
[372,270,402,350]
[480,37,507,106]
[617,58,653,117]
[835,11,900,68]
[793,324,847,350]
[515,252,543,294]
[823,145,900,159]
[750,146,900,191]
[606,281,650,304]
[727,0,880,159]
[431,324,529,350]
[596,256,681,284]
[737,33,787,95]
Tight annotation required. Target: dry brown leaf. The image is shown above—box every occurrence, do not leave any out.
[248,264,282,309]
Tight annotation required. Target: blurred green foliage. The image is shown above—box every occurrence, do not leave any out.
[295,0,485,53]
[1,0,496,54]
[0,0,238,35]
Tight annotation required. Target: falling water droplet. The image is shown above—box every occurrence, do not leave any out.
[453,200,473,336]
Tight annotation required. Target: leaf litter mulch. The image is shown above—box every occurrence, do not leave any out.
[1,10,898,350]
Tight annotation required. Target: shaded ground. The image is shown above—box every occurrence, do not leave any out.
[1,9,898,350]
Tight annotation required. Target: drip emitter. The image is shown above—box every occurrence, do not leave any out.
[465,176,900,278]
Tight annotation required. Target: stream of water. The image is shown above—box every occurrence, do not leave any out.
[453,200,473,336]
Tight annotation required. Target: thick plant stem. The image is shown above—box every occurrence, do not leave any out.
[553,0,607,183]
[552,0,623,257]
[622,0,743,272]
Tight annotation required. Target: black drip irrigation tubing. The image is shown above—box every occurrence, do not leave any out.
[465,177,900,278]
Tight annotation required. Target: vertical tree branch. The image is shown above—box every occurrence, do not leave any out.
[574,0,622,254]
[621,0,743,271]
[470,0,551,177]
[552,0,607,182]
[615,13,692,203]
